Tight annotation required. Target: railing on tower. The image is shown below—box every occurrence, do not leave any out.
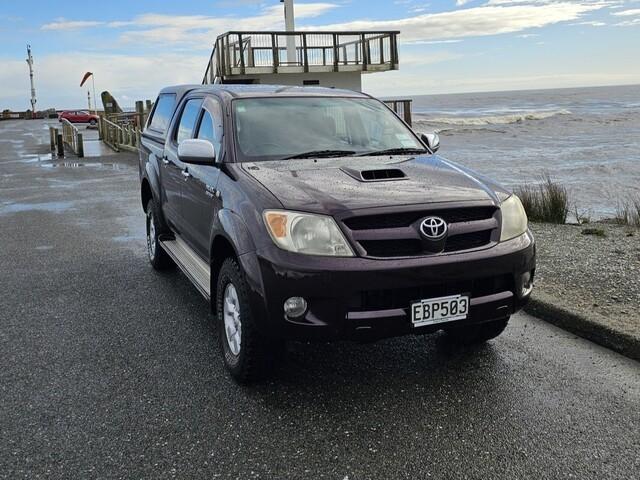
[203,31,400,84]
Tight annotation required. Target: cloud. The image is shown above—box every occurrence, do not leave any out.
[41,18,104,31]
[612,8,640,15]
[39,3,340,48]
[304,2,608,42]
[612,7,640,25]
[571,20,607,25]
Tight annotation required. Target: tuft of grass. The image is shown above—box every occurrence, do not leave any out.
[573,204,591,225]
[613,197,640,227]
[581,227,606,237]
[515,174,569,224]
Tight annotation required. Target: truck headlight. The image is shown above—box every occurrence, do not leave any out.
[263,210,355,257]
[500,195,528,242]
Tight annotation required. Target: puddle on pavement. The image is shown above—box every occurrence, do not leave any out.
[40,161,130,171]
[19,153,54,163]
[35,245,54,251]
[0,201,75,216]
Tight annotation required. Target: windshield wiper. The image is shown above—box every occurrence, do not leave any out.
[284,150,357,160]
[356,148,427,157]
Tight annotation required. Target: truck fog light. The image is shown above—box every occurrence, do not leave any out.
[519,271,534,297]
[284,297,308,318]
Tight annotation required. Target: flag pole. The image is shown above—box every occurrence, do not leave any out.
[91,75,97,115]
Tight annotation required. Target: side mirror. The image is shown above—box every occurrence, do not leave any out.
[178,139,216,165]
[421,133,440,153]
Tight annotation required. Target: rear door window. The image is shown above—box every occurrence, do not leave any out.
[148,94,177,134]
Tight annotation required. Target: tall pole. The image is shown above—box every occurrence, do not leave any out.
[283,0,296,64]
[87,90,92,111]
[91,76,97,115]
[26,45,37,118]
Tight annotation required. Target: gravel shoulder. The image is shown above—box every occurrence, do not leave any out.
[527,222,640,359]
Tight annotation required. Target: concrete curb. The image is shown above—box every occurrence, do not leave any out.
[524,294,640,362]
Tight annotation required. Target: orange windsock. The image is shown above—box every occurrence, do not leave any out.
[80,72,93,87]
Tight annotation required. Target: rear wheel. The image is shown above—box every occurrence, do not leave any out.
[445,317,510,345]
[216,257,279,383]
[145,199,173,270]
[89,119,97,126]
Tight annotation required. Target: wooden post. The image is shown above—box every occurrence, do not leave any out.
[49,127,56,150]
[333,34,339,72]
[56,133,64,157]
[271,33,278,73]
[135,101,144,128]
[302,33,308,72]
[361,34,368,71]
[391,33,398,67]
[77,132,84,157]
[238,33,245,74]
[403,100,412,126]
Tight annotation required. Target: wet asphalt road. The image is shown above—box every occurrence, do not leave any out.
[1,120,639,480]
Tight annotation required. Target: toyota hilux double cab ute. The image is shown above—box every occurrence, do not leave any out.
[139,85,535,382]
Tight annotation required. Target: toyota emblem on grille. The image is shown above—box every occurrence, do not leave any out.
[420,216,448,240]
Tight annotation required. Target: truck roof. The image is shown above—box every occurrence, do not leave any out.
[157,84,371,100]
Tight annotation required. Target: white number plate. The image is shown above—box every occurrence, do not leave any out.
[410,294,469,327]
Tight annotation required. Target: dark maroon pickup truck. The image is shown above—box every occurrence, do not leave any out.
[138,84,535,382]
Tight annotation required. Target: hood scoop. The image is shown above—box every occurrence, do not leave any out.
[341,167,408,182]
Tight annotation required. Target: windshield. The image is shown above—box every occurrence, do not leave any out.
[233,97,426,162]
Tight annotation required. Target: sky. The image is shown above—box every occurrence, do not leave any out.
[1,0,639,110]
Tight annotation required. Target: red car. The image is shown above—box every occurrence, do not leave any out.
[58,110,99,125]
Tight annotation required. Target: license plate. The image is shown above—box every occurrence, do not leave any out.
[410,294,469,327]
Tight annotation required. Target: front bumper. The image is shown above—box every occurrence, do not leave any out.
[239,231,536,341]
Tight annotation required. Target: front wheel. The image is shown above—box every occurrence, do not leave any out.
[444,317,510,345]
[216,257,279,383]
[89,119,97,126]
[145,199,173,270]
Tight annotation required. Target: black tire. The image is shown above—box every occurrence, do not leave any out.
[145,199,174,270]
[216,257,278,383]
[89,119,97,126]
[445,317,510,345]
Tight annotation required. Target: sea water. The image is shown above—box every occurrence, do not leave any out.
[409,84,640,219]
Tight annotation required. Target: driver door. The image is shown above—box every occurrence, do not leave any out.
[180,97,224,260]
[162,97,203,234]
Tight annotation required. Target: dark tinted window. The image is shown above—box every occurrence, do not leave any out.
[149,94,176,133]
[176,99,202,144]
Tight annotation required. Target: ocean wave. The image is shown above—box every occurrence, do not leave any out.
[415,109,572,126]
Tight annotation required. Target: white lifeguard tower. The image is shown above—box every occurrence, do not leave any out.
[202,0,400,93]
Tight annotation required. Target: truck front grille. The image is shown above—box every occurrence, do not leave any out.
[343,206,495,231]
[341,206,498,258]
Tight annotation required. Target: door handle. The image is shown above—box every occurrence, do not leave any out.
[181,170,191,179]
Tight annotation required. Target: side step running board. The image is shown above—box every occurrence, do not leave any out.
[159,235,211,300]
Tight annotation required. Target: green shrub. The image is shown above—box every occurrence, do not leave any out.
[515,174,569,224]
[581,227,606,237]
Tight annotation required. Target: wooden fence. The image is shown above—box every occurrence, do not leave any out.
[99,100,152,152]
[60,119,84,157]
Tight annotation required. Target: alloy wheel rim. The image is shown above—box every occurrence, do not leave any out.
[223,283,242,356]
[147,211,156,259]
